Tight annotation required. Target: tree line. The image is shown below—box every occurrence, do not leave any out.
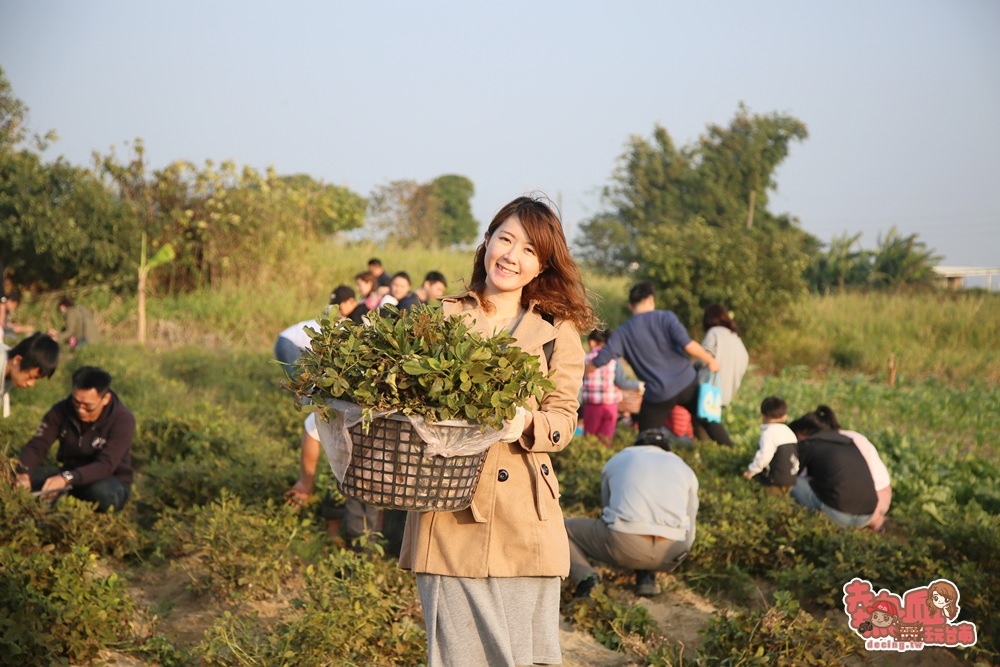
[572,102,943,341]
[0,67,478,297]
[1,66,943,342]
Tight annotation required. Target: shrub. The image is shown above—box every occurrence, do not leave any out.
[151,490,308,600]
[568,584,660,654]
[0,544,137,666]
[197,546,425,666]
[697,591,860,666]
[140,454,294,513]
[0,460,142,559]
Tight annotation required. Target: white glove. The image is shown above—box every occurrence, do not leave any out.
[499,406,528,442]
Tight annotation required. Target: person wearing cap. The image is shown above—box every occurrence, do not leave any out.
[329,284,368,325]
[283,286,387,547]
[2,331,60,418]
[565,427,699,598]
[14,366,135,513]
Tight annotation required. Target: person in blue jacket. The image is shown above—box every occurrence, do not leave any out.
[585,280,733,446]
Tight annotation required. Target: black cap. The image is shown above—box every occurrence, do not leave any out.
[329,285,355,305]
[634,427,675,451]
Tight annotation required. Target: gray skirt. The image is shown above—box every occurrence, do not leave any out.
[416,574,562,667]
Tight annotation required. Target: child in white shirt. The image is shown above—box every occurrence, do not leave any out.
[744,396,799,493]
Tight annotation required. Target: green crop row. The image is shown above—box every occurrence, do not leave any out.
[1,335,997,664]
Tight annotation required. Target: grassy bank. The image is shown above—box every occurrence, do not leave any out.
[14,239,998,383]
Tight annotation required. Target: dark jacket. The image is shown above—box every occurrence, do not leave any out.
[764,442,799,487]
[395,292,422,313]
[798,429,877,515]
[348,302,370,325]
[19,391,135,485]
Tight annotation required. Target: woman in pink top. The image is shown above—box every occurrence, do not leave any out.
[354,271,382,311]
[812,405,892,532]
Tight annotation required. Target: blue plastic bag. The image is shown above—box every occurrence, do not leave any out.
[696,373,722,423]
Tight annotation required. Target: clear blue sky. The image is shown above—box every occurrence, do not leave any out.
[2,1,998,277]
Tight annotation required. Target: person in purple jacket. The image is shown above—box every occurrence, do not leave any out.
[585,280,733,446]
[14,365,135,513]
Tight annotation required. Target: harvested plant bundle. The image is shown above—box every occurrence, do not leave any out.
[285,305,554,430]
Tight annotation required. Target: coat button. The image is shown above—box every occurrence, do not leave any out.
[497,469,509,482]
[541,464,550,475]
[553,431,561,443]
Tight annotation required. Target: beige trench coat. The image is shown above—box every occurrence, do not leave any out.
[398,293,585,578]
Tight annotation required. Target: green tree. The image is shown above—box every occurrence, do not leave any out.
[3,62,368,297]
[0,66,28,150]
[805,232,872,294]
[868,226,942,289]
[0,149,139,291]
[427,174,478,246]
[366,174,478,248]
[96,148,367,293]
[577,105,815,342]
[0,66,56,153]
[275,173,367,237]
[694,103,808,228]
[366,179,424,244]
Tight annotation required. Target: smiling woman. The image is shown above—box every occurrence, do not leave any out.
[398,194,598,667]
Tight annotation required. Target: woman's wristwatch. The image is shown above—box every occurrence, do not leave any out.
[61,470,75,486]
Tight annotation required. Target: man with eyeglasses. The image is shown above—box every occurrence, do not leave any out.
[14,365,135,513]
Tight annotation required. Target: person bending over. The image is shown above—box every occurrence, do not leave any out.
[1,332,59,418]
[565,427,698,599]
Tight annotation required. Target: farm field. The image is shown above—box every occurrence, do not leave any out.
[2,269,998,666]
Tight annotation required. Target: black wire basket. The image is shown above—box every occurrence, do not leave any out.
[343,413,489,512]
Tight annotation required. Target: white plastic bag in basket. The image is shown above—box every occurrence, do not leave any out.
[313,399,523,484]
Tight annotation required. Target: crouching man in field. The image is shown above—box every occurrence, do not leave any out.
[565,427,699,598]
[14,366,135,513]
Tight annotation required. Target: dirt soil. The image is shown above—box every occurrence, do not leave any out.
[90,566,969,667]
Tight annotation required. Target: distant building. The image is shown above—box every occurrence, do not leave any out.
[933,266,1000,291]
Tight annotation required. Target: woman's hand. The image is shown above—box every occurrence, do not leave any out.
[500,406,529,442]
